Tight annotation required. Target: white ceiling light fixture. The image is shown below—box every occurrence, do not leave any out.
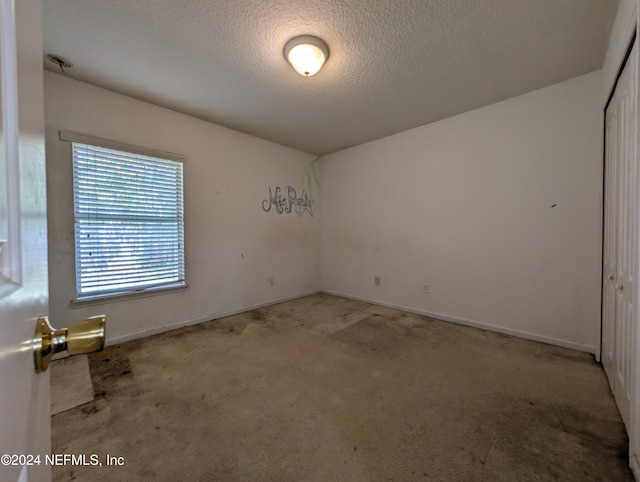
[284,35,329,77]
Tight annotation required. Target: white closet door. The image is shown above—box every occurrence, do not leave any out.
[603,40,637,428]
[603,100,618,392]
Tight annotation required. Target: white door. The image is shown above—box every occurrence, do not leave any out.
[0,1,51,481]
[603,40,637,429]
[602,91,618,390]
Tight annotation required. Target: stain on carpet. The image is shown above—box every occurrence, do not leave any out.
[89,344,136,398]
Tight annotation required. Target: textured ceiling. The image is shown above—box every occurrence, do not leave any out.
[42,0,619,156]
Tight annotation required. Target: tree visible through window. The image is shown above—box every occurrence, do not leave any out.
[72,142,185,298]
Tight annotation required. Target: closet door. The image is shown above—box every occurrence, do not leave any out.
[603,40,637,428]
[602,99,618,394]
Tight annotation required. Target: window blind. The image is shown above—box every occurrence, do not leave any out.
[72,142,185,297]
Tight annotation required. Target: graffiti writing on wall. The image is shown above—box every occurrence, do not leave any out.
[262,186,314,217]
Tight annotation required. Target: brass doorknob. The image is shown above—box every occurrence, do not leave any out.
[34,315,106,373]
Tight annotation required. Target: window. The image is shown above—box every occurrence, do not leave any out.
[68,133,185,300]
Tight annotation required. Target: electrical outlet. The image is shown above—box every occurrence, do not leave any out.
[374,276,380,287]
[423,284,430,294]
[269,276,275,286]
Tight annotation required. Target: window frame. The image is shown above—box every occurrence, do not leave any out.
[61,131,187,304]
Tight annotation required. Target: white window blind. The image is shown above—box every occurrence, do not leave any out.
[72,141,185,298]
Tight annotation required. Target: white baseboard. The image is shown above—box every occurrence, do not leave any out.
[631,454,639,481]
[105,288,595,354]
[106,289,320,346]
[321,289,595,354]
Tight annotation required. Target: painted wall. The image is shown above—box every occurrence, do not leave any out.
[45,72,320,344]
[319,71,603,352]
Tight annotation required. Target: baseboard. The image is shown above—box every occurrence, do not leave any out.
[105,288,595,354]
[321,289,595,354]
[631,454,639,481]
[106,289,321,346]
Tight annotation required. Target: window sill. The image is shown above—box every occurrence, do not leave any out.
[71,282,188,307]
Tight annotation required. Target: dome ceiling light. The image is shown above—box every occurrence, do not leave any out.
[284,35,329,77]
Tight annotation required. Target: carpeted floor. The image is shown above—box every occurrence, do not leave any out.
[51,293,633,481]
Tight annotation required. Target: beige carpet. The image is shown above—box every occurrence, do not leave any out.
[52,293,633,481]
[50,355,94,416]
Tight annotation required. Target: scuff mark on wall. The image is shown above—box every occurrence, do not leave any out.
[266,223,310,248]
[302,157,320,197]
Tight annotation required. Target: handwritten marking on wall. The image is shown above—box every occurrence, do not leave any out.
[262,186,314,217]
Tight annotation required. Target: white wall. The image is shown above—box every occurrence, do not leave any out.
[320,71,603,352]
[45,72,320,343]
